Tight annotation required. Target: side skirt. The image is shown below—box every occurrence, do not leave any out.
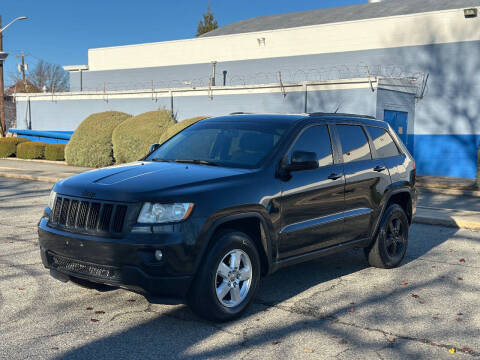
[271,237,370,273]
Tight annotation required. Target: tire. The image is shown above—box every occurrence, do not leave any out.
[187,230,261,322]
[365,204,409,269]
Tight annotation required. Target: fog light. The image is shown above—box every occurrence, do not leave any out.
[154,250,163,261]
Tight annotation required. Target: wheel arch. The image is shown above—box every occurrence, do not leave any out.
[196,212,275,276]
[369,188,413,246]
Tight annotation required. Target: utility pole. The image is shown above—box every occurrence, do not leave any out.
[17,53,27,91]
[0,15,6,137]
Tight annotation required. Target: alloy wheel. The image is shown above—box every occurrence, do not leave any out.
[215,249,253,308]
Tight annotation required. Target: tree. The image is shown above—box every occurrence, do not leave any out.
[196,5,218,37]
[9,59,69,92]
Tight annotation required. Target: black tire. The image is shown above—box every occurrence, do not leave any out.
[365,204,409,269]
[187,230,261,322]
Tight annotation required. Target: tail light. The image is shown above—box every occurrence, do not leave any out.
[411,161,416,185]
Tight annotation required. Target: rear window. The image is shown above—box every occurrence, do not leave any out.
[366,126,401,158]
[336,125,372,163]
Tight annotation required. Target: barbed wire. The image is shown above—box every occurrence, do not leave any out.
[58,63,425,97]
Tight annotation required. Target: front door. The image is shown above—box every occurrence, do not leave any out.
[278,124,345,259]
[384,110,408,145]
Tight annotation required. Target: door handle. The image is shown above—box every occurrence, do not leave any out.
[374,165,386,172]
[328,173,342,180]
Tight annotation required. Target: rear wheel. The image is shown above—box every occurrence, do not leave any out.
[365,204,409,268]
[187,230,261,321]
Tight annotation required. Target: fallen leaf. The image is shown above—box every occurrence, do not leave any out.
[271,340,279,345]
[349,302,355,305]
[256,318,260,321]
[419,301,425,304]
[339,339,347,345]
[459,258,466,263]
[86,307,93,310]
[94,310,105,314]
[90,318,99,323]
[433,316,440,320]
[448,249,455,253]
[411,294,419,299]
[305,349,313,353]
[387,337,395,343]
[50,347,59,351]
[401,282,408,286]
[348,308,355,313]
[127,299,136,302]
[449,348,455,354]
[461,347,473,354]
[18,288,24,291]
[456,317,462,322]
[458,277,464,281]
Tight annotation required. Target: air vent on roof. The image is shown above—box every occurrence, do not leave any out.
[464,8,478,18]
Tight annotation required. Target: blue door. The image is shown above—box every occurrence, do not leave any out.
[384,110,408,146]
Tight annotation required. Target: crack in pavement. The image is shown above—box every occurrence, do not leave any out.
[253,298,480,357]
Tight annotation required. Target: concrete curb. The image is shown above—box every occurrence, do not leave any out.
[0,157,69,166]
[418,187,480,198]
[414,207,480,230]
[0,173,61,183]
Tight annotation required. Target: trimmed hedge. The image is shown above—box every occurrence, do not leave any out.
[0,137,31,158]
[112,109,175,164]
[65,111,132,167]
[158,116,209,144]
[17,142,47,159]
[45,144,66,161]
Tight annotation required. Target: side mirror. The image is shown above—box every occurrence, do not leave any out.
[149,143,160,153]
[288,151,318,172]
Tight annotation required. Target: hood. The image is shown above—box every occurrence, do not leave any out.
[54,161,251,202]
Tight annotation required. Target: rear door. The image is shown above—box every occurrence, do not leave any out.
[278,124,345,259]
[334,124,391,242]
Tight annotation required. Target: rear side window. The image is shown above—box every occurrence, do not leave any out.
[336,125,372,163]
[290,125,333,167]
[366,127,400,158]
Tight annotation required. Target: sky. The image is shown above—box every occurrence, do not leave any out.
[1,0,365,85]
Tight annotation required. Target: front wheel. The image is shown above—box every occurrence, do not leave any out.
[365,204,409,269]
[187,230,261,321]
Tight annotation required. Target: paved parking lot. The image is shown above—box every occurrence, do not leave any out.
[0,178,479,359]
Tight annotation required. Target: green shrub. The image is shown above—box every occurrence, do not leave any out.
[158,116,209,144]
[112,109,175,164]
[65,111,132,167]
[0,137,31,158]
[45,144,66,161]
[17,142,47,159]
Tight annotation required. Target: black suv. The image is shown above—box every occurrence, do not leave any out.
[38,113,416,321]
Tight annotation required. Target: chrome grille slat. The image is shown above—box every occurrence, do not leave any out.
[48,195,129,236]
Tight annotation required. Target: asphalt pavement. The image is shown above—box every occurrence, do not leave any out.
[0,178,479,359]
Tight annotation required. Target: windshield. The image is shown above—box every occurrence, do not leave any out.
[147,120,290,169]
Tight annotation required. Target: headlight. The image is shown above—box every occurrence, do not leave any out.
[137,203,194,224]
[48,190,57,210]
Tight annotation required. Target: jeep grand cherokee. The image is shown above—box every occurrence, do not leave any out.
[38,113,416,321]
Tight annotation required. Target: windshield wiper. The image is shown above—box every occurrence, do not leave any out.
[174,159,220,166]
[151,158,174,162]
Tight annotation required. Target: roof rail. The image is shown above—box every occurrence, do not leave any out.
[308,112,376,120]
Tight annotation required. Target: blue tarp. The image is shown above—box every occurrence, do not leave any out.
[8,129,73,144]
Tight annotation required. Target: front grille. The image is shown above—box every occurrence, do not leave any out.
[50,253,121,281]
[49,195,129,235]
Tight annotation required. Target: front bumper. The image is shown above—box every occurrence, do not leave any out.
[38,217,202,298]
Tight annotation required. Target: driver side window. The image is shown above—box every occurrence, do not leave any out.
[290,125,333,167]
